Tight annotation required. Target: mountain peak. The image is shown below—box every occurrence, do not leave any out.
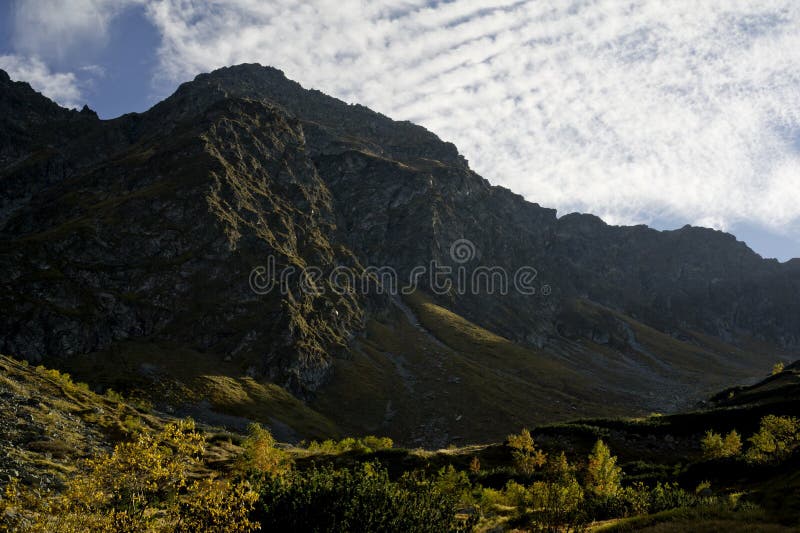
[160,63,467,168]
[1,64,799,444]
[199,62,288,80]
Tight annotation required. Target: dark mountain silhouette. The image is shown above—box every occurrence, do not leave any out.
[1,64,798,445]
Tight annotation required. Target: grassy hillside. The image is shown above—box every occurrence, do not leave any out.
[45,340,340,442]
[15,287,786,453]
[1,354,798,531]
[312,292,630,447]
[312,290,784,447]
[0,355,241,489]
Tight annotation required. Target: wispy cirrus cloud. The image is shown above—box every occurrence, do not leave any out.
[6,1,800,254]
[142,0,800,238]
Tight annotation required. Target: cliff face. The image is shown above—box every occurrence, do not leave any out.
[161,65,800,349]
[1,64,798,440]
[0,78,368,393]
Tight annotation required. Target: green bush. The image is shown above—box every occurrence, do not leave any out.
[503,480,532,509]
[306,435,394,454]
[255,462,474,532]
[746,415,800,464]
[362,435,394,451]
[543,451,575,484]
[238,423,292,476]
[649,481,697,513]
[701,429,742,459]
[434,465,476,508]
[620,482,651,517]
[527,477,585,531]
[477,486,506,510]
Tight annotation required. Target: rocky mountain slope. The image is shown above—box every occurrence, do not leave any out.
[1,64,798,445]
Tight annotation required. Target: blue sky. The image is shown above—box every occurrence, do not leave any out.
[0,0,798,261]
[0,1,159,116]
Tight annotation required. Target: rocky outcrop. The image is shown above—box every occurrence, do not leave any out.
[0,87,367,393]
[166,65,800,353]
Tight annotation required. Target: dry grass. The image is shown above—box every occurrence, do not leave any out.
[312,291,626,447]
[56,340,340,440]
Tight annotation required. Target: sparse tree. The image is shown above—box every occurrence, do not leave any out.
[238,423,292,476]
[528,478,585,531]
[507,428,547,475]
[585,439,622,498]
[701,430,724,458]
[746,415,800,464]
[544,451,574,483]
[701,429,741,459]
[722,430,743,457]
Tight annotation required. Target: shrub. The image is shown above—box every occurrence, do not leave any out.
[527,478,585,531]
[238,423,292,476]
[701,431,724,458]
[543,451,574,483]
[305,438,338,453]
[176,478,260,533]
[504,450,588,529]
[0,478,32,531]
[503,480,532,509]
[772,362,785,375]
[746,415,800,464]
[701,429,742,459]
[507,429,547,475]
[723,430,743,457]
[620,482,651,516]
[1,419,258,532]
[435,466,476,508]
[362,435,394,451]
[582,480,653,521]
[306,435,394,454]
[478,487,506,511]
[255,462,473,532]
[649,481,697,513]
[65,419,206,517]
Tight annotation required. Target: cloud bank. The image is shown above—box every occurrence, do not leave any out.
[0,54,83,109]
[10,0,140,62]
[9,0,800,241]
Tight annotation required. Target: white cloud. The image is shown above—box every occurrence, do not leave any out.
[5,0,145,110]
[10,0,142,62]
[7,0,800,244]
[139,0,800,238]
[0,54,83,109]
